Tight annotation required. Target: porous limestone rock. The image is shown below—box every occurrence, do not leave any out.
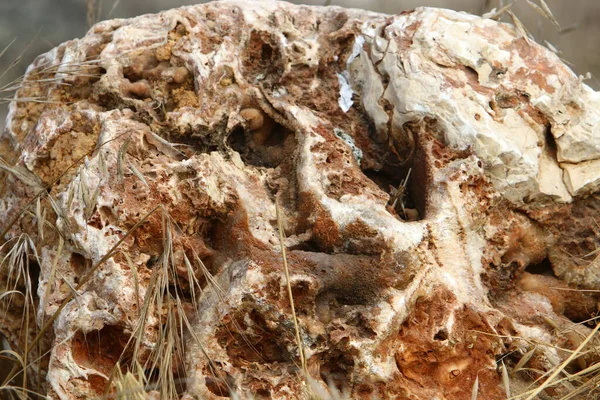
[2,1,600,399]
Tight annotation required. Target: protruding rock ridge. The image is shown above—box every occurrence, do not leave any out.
[1,1,600,399]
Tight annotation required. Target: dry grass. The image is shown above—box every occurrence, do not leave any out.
[522,323,600,400]
[108,362,146,400]
[469,315,600,400]
[275,200,307,377]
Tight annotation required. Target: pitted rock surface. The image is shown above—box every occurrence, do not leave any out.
[2,1,600,399]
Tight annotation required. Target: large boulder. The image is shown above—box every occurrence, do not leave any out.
[2,1,600,399]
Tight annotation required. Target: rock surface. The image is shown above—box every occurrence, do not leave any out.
[2,1,600,399]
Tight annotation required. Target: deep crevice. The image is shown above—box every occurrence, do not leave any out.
[525,257,554,277]
[358,115,432,222]
[363,164,423,221]
[27,260,40,299]
[543,124,558,162]
[226,122,294,168]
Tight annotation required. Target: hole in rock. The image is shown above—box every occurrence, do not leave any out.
[227,127,245,155]
[260,43,273,64]
[146,255,159,269]
[525,257,554,277]
[291,280,313,316]
[72,325,129,376]
[288,238,321,252]
[226,121,294,168]
[242,31,283,78]
[315,284,373,315]
[463,65,479,81]
[87,212,103,229]
[360,118,432,221]
[70,252,88,274]
[254,388,271,398]
[98,205,116,227]
[320,348,354,392]
[434,329,449,341]
[363,164,423,221]
[27,260,40,298]
[543,124,558,159]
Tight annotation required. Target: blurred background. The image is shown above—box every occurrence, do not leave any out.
[0,0,598,129]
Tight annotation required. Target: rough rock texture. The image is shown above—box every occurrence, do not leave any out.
[2,1,600,399]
